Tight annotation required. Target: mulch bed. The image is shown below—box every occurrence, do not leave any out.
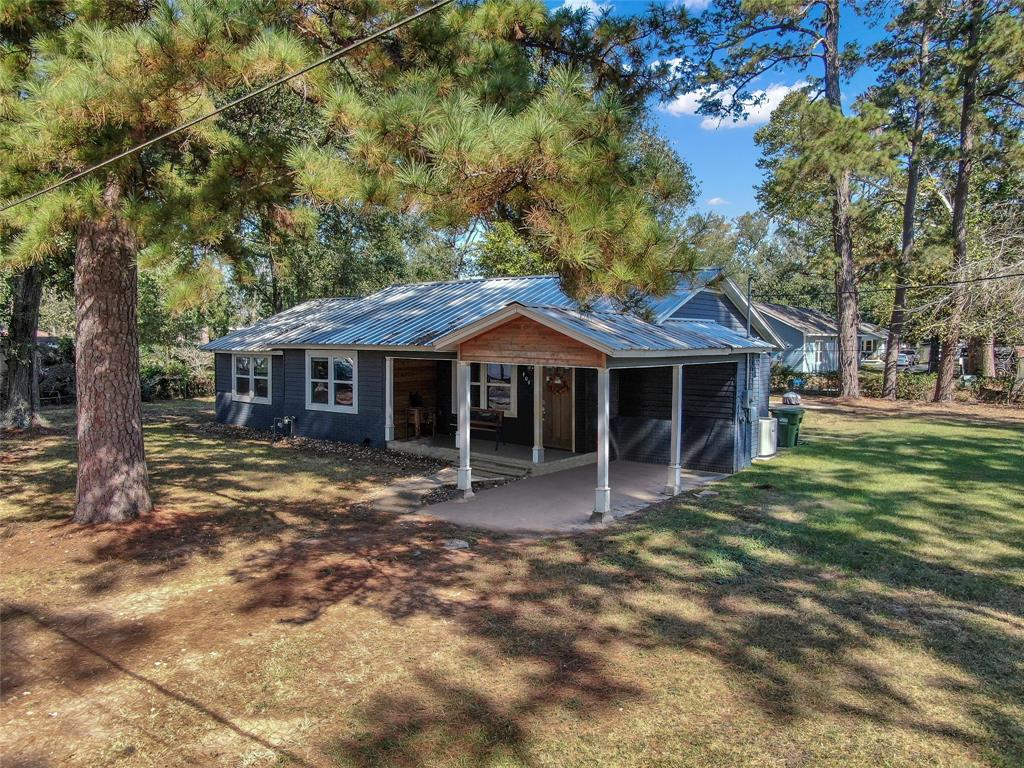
[190,421,449,475]
[420,477,513,507]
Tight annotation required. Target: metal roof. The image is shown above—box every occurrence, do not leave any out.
[202,269,725,352]
[754,301,887,339]
[201,298,357,352]
[511,305,773,354]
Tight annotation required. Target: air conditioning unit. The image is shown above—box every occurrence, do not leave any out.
[758,417,778,458]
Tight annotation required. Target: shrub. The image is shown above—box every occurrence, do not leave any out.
[859,371,936,400]
[139,345,213,401]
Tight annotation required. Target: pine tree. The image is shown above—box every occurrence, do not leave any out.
[866,1,944,399]
[1,1,300,521]
[1,1,695,522]
[680,0,868,397]
[930,0,1022,401]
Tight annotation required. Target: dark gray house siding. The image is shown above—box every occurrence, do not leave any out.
[283,349,387,446]
[214,349,387,446]
[672,291,748,331]
[610,367,673,465]
[574,368,598,453]
[214,353,284,429]
[682,362,737,474]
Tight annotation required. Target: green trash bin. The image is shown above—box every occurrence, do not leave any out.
[770,406,806,448]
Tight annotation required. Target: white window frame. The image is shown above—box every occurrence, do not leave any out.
[232,353,272,404]
[305,350,358,414]
[451,361,517,418]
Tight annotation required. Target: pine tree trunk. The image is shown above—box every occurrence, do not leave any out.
[934,0,981,402]
[1,265,44,429]
[883,21,929,400]
[825,0,859,398]
[72,180,152,524]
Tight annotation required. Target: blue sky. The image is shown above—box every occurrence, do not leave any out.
[548,0,891,214]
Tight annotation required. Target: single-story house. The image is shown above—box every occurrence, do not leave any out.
[754,301,888,374]
[201,268,782,521]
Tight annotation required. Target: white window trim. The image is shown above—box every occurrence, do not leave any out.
[305,350,359,414]
[451,361,518,418]
[231,353,272,405]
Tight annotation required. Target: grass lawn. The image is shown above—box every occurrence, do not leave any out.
[1,398,1022,767]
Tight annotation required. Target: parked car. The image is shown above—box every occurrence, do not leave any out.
[860,353,912,371]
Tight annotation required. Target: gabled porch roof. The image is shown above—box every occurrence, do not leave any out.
[432,302,774,359]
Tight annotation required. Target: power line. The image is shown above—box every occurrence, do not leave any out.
[0,0,455,214]
[754,271,1024,300]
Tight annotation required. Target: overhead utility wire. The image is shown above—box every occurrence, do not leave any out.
[0,0,455,214]
[753,271,1024,300]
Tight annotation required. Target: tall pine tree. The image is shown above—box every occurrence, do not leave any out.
[1,0,695,522]
[679,0,867,396]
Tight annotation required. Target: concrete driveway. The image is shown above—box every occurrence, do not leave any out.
[420,460,723,534]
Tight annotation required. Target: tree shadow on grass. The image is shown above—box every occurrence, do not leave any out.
[0,602,316,766]
[318,416,1024,766]
[4,404,1022,766]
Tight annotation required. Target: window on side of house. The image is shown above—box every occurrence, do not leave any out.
[451,362,517,417]
[810,341,823,366]
[306,351,358,413]
[232,354,271,404]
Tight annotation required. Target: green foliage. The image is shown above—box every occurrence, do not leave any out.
[773,361,946,401]
[475,222,547,277]
[139,346,214,401]
[2,0,701,320]
[138,267,234,346]
[859,371,938,401]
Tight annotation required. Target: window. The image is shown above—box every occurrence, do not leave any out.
[232,354,271,404]
[861,338,876,354]
[451,362,517,417]
[306,351,358,413]
[811,341,824,366]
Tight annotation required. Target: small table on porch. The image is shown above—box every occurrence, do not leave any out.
[407,406,434,438]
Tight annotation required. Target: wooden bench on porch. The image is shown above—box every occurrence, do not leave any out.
[450,406,505,450]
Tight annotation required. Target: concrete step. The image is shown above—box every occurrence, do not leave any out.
[470,459,530,479]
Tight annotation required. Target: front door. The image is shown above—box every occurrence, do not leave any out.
[542,367,574,450]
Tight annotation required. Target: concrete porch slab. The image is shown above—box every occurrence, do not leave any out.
[419,460,724,534]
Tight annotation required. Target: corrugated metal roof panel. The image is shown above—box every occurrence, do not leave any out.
[201,270,724,352]
[201,298,358,352]
[519,306,772,352]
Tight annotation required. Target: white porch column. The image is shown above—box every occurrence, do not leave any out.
[592,367,612,522]
[665,364,683,494]
[532,365,544,463]
[384,356,395,442]
[457,361,473,495]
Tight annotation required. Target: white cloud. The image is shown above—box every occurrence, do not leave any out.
[681,0,711,9]
[707,197,730,206]
[660,81,808,130]
[558,0,611,13]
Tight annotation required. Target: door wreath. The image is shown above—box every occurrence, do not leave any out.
[545,373,570,395]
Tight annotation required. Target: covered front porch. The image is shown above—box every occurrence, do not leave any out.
[381,303,767,524]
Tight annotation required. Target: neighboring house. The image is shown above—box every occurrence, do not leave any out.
[201,268,783,519]
[754,301,888,374]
